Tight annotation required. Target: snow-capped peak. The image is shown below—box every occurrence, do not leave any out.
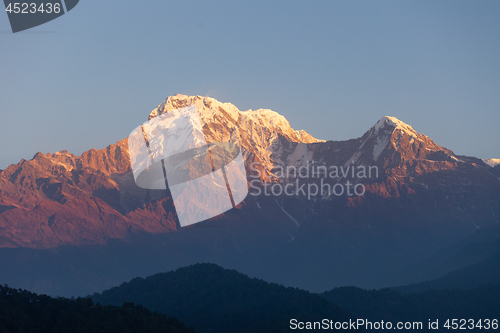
[144,95,324,179]
[148,94,323,145]
[483,158,500,167]
[373,116,418,137]
[240,108,289,129]
[149,94,241,121]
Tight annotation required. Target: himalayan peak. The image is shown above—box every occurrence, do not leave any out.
[149,94,323,145]
[483,158,500,168]
[0,95,498,249]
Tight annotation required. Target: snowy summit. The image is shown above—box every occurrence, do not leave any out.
[373,116,419,137]
[483,158,500,167]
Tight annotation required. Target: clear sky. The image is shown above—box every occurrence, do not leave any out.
[1,0,499,169]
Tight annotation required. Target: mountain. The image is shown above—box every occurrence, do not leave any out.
[397,252,500,294]
[322,284,500,332]
[0,143,178,248]
[0,95,322,248]
[483,158,500,168]
[0,284,195,333]
[0,94,499,296]
[391,223,500,293]
[92,263,360,333]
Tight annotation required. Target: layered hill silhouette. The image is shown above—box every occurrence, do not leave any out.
[322,284,500,332]
[394,225,500,294]
[0,94,499,296]
[92,263,359,333]
[90,263,500,333]
[5,260,500,333]
[1,95,498,249]
[0,284,194,333]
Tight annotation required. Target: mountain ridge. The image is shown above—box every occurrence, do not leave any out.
[92,263,359,333]
[0,95,499,250]
[0,95,499,296]
[0,95,326,248]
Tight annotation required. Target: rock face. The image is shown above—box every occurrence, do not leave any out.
[0,94,325,248]
[0,141,178,248]
[0,94,499,251]
[149,95,323,181]
[1,94,499,295]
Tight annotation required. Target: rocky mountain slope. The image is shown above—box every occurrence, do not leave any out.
[0,94,499,295]
[0,95,325,248]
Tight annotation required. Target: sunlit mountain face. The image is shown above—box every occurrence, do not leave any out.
[0,95,499,296]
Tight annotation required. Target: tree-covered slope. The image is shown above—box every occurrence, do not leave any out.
[322,284,500,332]
[92,263,359,333]
[0,284,194,333]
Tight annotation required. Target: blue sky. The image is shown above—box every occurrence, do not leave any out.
[1,0,499,169]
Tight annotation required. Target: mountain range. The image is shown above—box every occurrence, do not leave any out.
[92,263,359,333]
[0,94,499,296]
[92,263,500,333]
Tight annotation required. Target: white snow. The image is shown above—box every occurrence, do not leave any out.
[286,143,314,167]
[374,116,418,138]
[344,150,362,166]
[50,160,73,171]
[146,94,325,180]
[450,156,464,162]
[483,158,500,167]
[241,108,288,127]
[369,116,421,161]
[276,201,300,227]
[373,134,391,161]
[149,95,324,145]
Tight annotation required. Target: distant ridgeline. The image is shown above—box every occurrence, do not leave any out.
[92,263,359,333]
[1,94,499,299]
[1,263,500,332]
[322,285,500,332]
[92,263,500,333]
